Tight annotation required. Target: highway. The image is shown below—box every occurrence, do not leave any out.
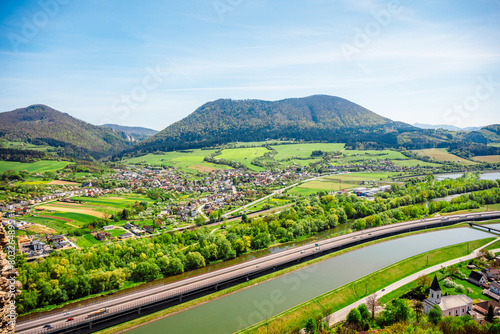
[17,211,500,334]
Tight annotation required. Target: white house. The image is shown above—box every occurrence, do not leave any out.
[469,271,488,286]
[424,275,473,317]
[491,281,500,296]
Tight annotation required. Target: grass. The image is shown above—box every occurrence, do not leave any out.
[288,172,400,196]
[380,264,488,304]
[392,159,442,167]
[271,143,346,160]
[123,149,232,173]
[0,160,72,173]
[412,148,477,165]
[238,238,494,334]
[472,155,500,163]
[217,147,270,171]
[73,233,101,248]
[22,215,75,234]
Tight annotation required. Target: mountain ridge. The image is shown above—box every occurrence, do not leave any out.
[126,95,413,154]
[0,105,130,159]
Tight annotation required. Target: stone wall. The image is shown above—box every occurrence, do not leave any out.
[0,224,21,334]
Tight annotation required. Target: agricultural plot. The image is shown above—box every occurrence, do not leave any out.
[392,159,442,167]
[333,149,408,163]
[217,147,270,171]
[472,155,500,163]
[288,172,399,196]
[0,160,72,173]
[270,143,345,160]
[412,148,477,165]
[73,234,100,248]
[123,149,231,173]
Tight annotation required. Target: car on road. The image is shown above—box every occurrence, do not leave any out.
[381,288,385,292]
[64,312,70,316]
[67,317,74,321]
[43,324,52,329]
[300,250,305,254]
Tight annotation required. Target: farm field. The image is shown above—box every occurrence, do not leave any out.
[25,194,155,235]
[73,234,100,248]
[392,159,442,167]
[0,160,72,173]
[472,155,500,163]
[270,143,345,160]
[412,148,477,165]
[335,149,408,162]
[217,147,270,171]
[123,149,232,173]
[3,141,52,152]
[288,172,400,196]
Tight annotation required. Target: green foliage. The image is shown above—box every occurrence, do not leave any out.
[427,305,442,325]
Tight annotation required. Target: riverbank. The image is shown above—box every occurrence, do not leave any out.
[234,237,497,334]
[94,221,498,334]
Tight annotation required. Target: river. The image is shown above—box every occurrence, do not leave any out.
[435,172,500,181]
[128,226,496,334]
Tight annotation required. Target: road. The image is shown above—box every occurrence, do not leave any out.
[16,211,500,334]
[323,239,500,327]
[222,173,333,218]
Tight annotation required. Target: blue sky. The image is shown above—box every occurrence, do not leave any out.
[1,0,499,130]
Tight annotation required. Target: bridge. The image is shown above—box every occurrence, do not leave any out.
[469,222,500,234]
[18,211,500,334]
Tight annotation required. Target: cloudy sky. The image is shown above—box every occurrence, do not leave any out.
[1,0,499,130]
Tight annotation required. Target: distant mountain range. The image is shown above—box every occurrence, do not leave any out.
[413,123,482,132]
[127,95,416,154]
[2,97,499,161]
[0,105,130,159]
[100,124,158,142]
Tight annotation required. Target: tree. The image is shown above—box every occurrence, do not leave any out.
[304,317,317,334]
[185,252,206,270]
[487,305,495,322]
[417,275,431,288]
[383,299,411,325]
[427,305,442,325]
[357,304,370,321]
[366,294,377,320]
[413,300,424,323]
[346,308,361,328]
[132,262,160,282]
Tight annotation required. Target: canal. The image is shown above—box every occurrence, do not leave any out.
[127,226,497,334]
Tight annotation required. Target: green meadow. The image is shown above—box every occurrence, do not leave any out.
[0,160,72,173]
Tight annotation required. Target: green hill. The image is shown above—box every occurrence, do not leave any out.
[126,95,415,155]
[0,105,130,159]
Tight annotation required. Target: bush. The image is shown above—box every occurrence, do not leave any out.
[455,284,465,293]
[443,278,456,288]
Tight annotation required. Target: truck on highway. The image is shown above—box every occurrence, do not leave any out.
[87,308,109,317]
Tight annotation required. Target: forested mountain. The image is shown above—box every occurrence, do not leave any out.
[100,124,158,142]
[478,124,500,143]
[125,95,416,155]
[0,105,130,159]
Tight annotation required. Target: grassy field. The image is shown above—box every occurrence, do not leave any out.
[472,155,500,163]
[73,234,101,248]
[412,148,477,165]
[0,160,72,173]
[289,172,399,196]
[24,195,155,236]
[335,149,408,162]
[123,149,232,173]
[239,238,494,334]
[218,147,270,171]
[379,261,492,304]
[271,143,345,160]
[392,159,442,167]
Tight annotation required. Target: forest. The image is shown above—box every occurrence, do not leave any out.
[16,174,500,314]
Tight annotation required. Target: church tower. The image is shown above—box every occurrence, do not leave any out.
[429,275,441,304]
